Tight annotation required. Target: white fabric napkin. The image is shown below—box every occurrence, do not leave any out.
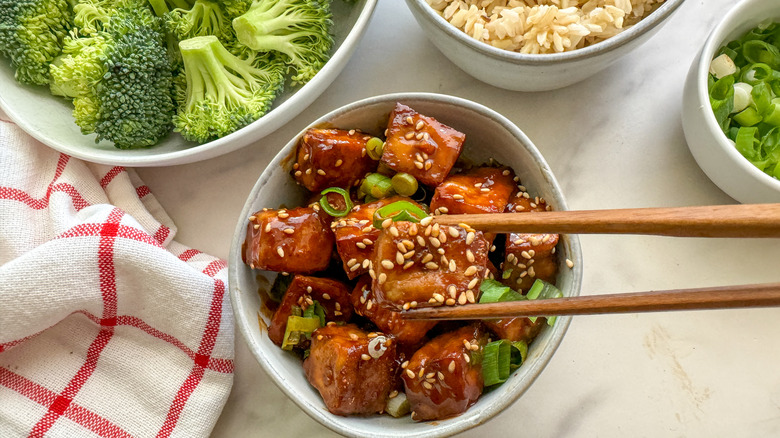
[0,110,234,437]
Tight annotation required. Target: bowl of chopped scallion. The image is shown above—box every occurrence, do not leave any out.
[683,0,780,203]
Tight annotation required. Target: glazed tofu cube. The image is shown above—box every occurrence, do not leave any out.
[268,276,353,346]
[351,276,437,345]
[380,103,465,187]
[243,207,334,274]
[293,128,378,192]
[430,167,516,215]
[483,317,545,343]
[333,196,423,279]
[372,221,489,309]
[303,324,397,415]
[401,324,488,421]
[501,233,559,293]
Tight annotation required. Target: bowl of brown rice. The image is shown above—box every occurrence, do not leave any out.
[405,0,684,91]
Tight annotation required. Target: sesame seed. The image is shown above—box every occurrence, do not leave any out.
[322,293,331,300]
[507,254,516,263]
[382,218,392,228]
[397,242,407,253]
[249,215,257,221]
[317,335,323,340]
[401,361,409,369]
[528,249,536,257]
[378,273,387,284]
[566,258,574,268]
[448,228,460,238]
[389,226,399,237]
[448,361,456,373]
[362,259,370,269]
[264,223,271,232]
[424,225,432,237]
[466,232,475,245]
[423,133,429,141]
[468,278,479,289]
[278,212,289,219]
[439,207,449,213]
[425,262,439,270]
[415,132,424,140]
[361,354,371,361]
[414,161,423,169]
[366,300,373,310]
[362,226,373,233]
[415,153,423,162]
[466,250,475,263]
[283,228,294,235]
[389,390,398,399]
[335,159,343,167]
[430,237,441,248]
[317,169,326,176]
[490,245,496,252]
[418,368,425,378]
[363,238,373,245]
[403,261,414,270]
[453,194,464,200]
[356,242,366,249]
[335,302,341,311]
[421,253,433,263]
[422,381,433,390]
[438,232,447,244]
[521,251,531,259]
[361,148,367,157]
[349,333,359,340]
[403,302,411,310]
[403,240,414,250]
[449,260,456,271]
[433,293,444,302]
[349,263,361,272]
[253,224,260,230]
[410,301,417,308]
[437,248,445,255]
[406,369,415,379]
[502,169,511,176]
[464,266,477,276]
[406,116,414,125]
[446,298,456,306]
[448,285,457,298]
[458,293,467,305]
[463,353,470,363]
[437,371,444,380]
[303,153,310,161]
[519,271,528,278]
[420,216,433,226]
[424,160,432,170]
[463,339,471,349]
[417,236,426,247]
[294,170,302,177]
[405,132,414,140]
[528,266,536,277]
[466,290,476,303]
[277,248,285,257]
[381,260,395,269]
[415,120,424,130]
[396,252,405,265]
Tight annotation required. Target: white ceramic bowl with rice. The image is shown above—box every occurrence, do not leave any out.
[0,0,377,167]
[228,93,583,437]
[682,0,780,203]
[404,0,684,91]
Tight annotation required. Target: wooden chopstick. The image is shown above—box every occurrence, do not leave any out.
[401,282,780,320]
[432,204,780,238]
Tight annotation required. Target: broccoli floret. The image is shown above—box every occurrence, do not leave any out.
[166,0,232,41]
[49,7,175,149]
[232,0,333,85]
[0,0,74,85]
[173,35,285,143]
[148,0,195,16]
[72,0,149,36]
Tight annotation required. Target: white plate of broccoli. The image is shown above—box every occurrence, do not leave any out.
[0,0,377,166]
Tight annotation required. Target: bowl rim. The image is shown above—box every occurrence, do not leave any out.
[693,0,780,192]
[405,0,685,64]
[0,0,378,167]
[228,92,584,438]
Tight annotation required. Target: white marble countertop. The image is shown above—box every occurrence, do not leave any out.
[136,0,780,436]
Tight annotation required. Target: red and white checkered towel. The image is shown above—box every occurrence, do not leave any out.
[0,111,234,437]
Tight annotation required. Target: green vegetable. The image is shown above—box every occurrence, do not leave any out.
[232,0,333,85]
[709,21,780,179]
[526,279,564,325]
[166,0,231,41]
[0,0,74,85]
[372,200,428,229]
[385,393,410,418]
[319,187,353,217]
[302,299,326,326]
[173,35,286,143]
[281,315,320,350]
[482,340,511,386]
[360,173,394,199]
[148,0,195,16]
[510,340,528,370]
[478,279,525,304]
[391,173,418,197]
[269,273,293,302]
[366,137,384,160]
[49,6,176,149]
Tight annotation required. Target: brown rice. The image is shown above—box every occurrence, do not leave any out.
[426,0,666,54]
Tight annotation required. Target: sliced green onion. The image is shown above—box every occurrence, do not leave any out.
[501,269,513,280]
[735,126,761,160]
[478,279,525,303]
[391,173,418,197]
[386,393,410,417]
[281,315,321,350]
[302,300,326,327]
[269,274,294,302]
[709,75,735,131]
[319,187,353,217]
[360,173,394,199]
[733,107,762,126]
[527,279,564,325]
[372,200,428,229]
[510,341,528,370]
[742,40,780,70]
[482,340,511,386]
[366,137,385,160]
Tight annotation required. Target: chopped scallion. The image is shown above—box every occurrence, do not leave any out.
[319,187,353,217]
[478,279,525,303]
[366,137,385,160]
[281,315,321,350]
[360,173,394,199]
[482,340,511,386]
[391,173,419,197]
[372,200,428,229]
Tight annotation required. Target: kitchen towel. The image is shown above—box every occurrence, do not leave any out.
[0,111,234,437]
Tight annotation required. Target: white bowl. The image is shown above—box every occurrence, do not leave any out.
[404,0,684,92]
[0,0,377,167]
[682,0,780,203]
[228,93,583,437]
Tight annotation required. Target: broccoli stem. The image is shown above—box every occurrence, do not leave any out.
[180,36,253,111]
